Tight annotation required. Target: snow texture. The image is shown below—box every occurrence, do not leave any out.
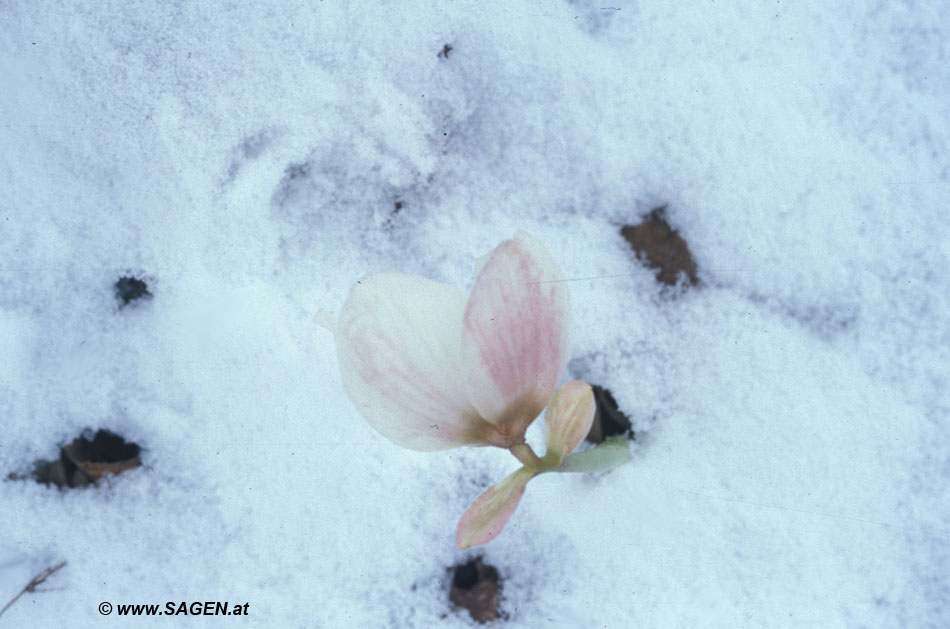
[1,1,948,626]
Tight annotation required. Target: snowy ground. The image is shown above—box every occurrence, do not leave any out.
[1,1,948,626]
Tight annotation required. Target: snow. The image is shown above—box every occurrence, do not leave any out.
[1,0,948,626]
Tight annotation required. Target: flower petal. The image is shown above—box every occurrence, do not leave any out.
[456,466,537,549]
[335,272,496,450]
[460,233,572,442]
[543,380,596,465]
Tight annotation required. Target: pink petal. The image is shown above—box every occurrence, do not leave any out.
[543,380,596,465]
[335,272,496,451]
[456,467,537,549]
[460,233,572,443]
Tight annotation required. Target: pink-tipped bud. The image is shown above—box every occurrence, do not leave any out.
[543,381,596,465]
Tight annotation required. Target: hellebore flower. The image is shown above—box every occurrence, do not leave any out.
[334,232,571,451]
[329,233,630,548]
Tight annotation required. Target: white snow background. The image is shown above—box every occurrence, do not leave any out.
[1,1,948,626]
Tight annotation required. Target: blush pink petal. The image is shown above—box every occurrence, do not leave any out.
[335,272,496,451]
[456,466,537,549]
[460,233,572,442]
[543,380,596,465]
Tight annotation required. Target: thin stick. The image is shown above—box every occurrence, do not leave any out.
[0,561,67,619]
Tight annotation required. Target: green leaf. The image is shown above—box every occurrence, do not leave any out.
[555,437,631,474]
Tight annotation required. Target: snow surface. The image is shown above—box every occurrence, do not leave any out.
[1,1,948,626]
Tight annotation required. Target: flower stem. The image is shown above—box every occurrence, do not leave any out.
[508,443,543,469]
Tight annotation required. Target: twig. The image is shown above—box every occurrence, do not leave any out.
[0,561,67,619]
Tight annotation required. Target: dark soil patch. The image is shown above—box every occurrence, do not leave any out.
[585,385,634,443]
[449,557,501,623]
[26,429,141,488]
[621,206,698,286]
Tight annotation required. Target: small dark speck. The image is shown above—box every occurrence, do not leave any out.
[438,43,453,59]
[115,276,151,306]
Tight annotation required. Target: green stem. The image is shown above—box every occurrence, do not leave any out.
[508,442,544,469]
[554,437,632,474]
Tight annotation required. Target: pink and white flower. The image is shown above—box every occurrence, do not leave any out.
[329,233,623,547]
[333,233,572,452]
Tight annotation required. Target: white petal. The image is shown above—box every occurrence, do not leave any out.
[335,272,495,450]
[460,233,572,442]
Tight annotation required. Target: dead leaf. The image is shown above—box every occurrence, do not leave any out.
[30,429,141,488]
[621,206,698,286]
